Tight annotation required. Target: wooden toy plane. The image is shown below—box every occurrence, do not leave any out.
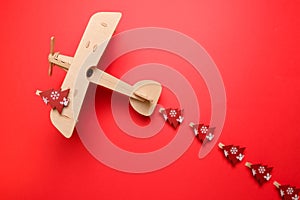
[36,12,162,138]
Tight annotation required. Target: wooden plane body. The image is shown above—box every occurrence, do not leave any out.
[37,12,162,138]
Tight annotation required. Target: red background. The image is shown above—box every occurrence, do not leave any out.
[1,0,300,199]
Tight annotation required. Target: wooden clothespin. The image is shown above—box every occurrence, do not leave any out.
[36,12,162,138]
[245,162,252,168]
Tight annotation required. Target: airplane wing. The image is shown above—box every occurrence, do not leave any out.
[50,12,122,138]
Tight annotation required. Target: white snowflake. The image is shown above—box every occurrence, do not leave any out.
[50,91,60,100]
[258,166,266,174]
[264,173,271,181]
[230,147,238,154]
[287,187,294,195]
[162,113,168,121]
[236,153,244,161]
[206,133,214,141]
[292,194,299,200]
[200,126,208,134]
[42,96,49,104]
[59,97,69,106]
[176,116,184,123]
[193,128,199,136]
[169,109,177,117]
[224,150,229,157]
[252,169,256,176]
[280,189,285,197]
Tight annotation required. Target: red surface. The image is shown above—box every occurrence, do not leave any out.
[1,0,300,199]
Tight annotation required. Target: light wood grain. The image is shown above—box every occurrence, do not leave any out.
[48,52,72,71]
[50,12,122,138]
[87,67,162,116]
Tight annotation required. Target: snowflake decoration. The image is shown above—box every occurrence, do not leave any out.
[169,109,177,117]
[176,115,184,123]
[162,113,168,121]
[230,147,238,154]
[236,153,244,161]
[280,189,285,197]
[200,126,208,134]
[224,150,229,157]
[263,173,271,181]
[258,166,266,174]
[60,97,69,106]
[287,187,294,195]
[206,133,214,141]
[42,96,49,105]
[50,91,60,100]
[193,128,199,136]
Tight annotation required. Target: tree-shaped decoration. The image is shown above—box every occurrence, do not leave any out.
[37,88,70,114]
[159,108,184,129]
[245,162,273,185]
[189,122,215,143]
[218,143,245,166]
[274,181,299,200]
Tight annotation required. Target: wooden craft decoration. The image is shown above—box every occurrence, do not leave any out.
[245,162,273,185]
[190,123,215,143]
[36,89,70,114]
[219,143,245,166]
[159,108,184,129]
[274,181,299,200]
[34,13,299,200]
[36,12,162,138]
